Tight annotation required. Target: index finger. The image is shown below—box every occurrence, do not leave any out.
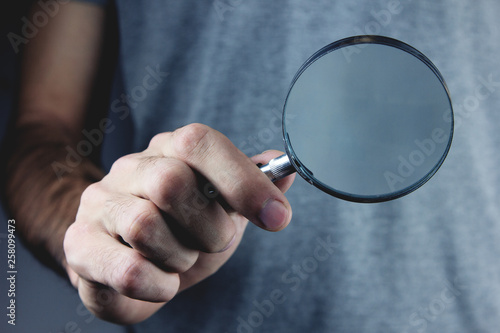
[147,124,292,231]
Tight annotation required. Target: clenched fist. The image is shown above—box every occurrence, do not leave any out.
[63,124,295,324]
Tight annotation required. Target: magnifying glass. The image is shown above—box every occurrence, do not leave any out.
[259,35,454,203]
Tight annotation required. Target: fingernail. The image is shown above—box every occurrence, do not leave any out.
[259,199,289,230]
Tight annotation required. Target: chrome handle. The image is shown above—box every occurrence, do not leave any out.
[259,154,295,182]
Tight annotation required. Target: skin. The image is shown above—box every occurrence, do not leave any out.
[4,2,295,325]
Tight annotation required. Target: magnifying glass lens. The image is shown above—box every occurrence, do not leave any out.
[262,36,453,203]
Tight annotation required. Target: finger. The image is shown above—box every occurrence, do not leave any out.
[179,213,249,291]
[64,221,179,302]
[147,124,292,231]
[99,193,200,272]
[104,156,237,253]
[78,182,199,271]
[77,279,165,324]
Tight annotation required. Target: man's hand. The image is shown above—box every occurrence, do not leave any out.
[6,2,294,325]
[63,124,295,324]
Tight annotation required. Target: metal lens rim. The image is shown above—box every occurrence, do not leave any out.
[282,35,454,203]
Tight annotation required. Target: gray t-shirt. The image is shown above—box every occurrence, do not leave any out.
[84,0,500,332]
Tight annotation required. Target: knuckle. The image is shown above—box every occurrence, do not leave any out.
[64,221,92,270]
[200,228,235,254]
[111,253,146,297]
[78,183,110,222]
[148,160,192,208]
[173,123,212,160]
[63,223,80,260]
[109,153,140,174]
[80,183,102,206]
[148,132,171,150]
[81,285,117,321]
[124,201,159,244]
[167,251,199,274]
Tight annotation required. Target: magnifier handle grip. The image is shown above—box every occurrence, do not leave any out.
[259,154,295,182]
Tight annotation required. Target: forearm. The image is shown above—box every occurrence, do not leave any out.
[1,1,107,273]
[3,120,103,271]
